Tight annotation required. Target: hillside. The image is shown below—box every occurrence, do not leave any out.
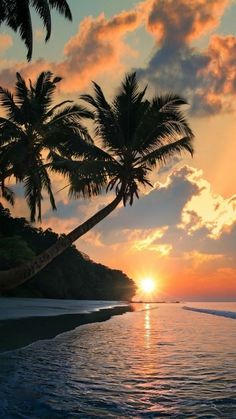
[0,205,136,300]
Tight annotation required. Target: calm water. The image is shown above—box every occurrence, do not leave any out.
[0,302,236,418]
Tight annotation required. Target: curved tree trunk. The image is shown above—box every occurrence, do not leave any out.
[0,188,125,292]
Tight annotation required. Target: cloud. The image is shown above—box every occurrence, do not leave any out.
[35,29,44,42]
[184,250,224,269]
[96,166,200,236]
[147,0,230,43]
[0,0,235,117]
[123,226,172,255]
[44,163,236,247]
[180,168,236,238]
[82,231,104,248]
[57,10,143,92]
[0,34,13,52]
[0,9,143,94]
[137,0,236,115]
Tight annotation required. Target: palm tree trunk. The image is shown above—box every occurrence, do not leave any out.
[0,187,125,292]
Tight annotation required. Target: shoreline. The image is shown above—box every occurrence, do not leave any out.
[0,305,133,353]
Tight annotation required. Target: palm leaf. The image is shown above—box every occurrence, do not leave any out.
[44,100,73,120]
[31,0,51,42]
[1,184,15,206]
[3,187,15,206]
[15,72,29,105]
[49,0,72,20]
[0,87,21,121]
[8,0,33,61]
[153,94,188,112]
[133,96,194,154]
[81,85,124,151]
[140,137,194,167]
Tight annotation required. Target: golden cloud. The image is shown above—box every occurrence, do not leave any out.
[0,33,13,52]
[122,226,172,255]
[0,7,143,94]
[179,167,236,238]
[184,250,224,269]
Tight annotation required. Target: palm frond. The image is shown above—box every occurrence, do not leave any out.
[35,71,57,111]
[48,152,117,199]
[44,100,73,120]
[15,72,29,105]
[140,137,194,168]
[49,104,93,125]
[49,152,117,178]
[0,87,21,121]
[153,94,188,112]
[8,0,33,61]
[24,163,57,222]
[1,184,15,205]
[0,117,25,145]
[0,171,15,206]
[1,0,72,61]
[133,95,194,154]
[31,0,51,42]
[40,165,56,211]
[81,85,124,151]
[49,0,72,21]
[112,73,148,147]
[24,174,39,222]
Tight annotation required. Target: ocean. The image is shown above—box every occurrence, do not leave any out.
[0,300,236,418]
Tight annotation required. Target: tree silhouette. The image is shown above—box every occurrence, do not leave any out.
[0,71,92,221]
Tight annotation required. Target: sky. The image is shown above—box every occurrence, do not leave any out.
[0,0,236,300]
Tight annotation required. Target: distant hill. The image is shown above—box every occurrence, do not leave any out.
[0,205,136,300]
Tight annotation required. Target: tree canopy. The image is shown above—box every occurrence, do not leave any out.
[0,71,92,221]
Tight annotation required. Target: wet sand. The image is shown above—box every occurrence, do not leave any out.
[0,305,132,352]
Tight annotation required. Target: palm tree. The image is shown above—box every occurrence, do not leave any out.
[0,0,72,60]
[0,72,194,291]
[0,71,93,222]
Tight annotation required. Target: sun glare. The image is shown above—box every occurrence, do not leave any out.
[140,277,156,294]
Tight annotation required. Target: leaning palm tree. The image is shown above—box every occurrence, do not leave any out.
[0,72,194,291]
[0,0,72,60]
[0,71,93,222]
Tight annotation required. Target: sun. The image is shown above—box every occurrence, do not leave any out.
[140,277,156,294]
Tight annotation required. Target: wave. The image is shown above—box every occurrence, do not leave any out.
[183,306,236,319]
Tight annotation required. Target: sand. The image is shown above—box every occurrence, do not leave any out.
[0,305,132,352]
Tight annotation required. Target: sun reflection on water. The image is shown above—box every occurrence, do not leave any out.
[144,303,151,348]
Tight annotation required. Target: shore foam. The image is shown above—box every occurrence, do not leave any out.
[183,306,236,319]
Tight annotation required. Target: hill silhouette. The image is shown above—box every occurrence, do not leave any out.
[0,205,136,300]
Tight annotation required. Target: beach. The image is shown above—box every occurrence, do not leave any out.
[0,298,131,352]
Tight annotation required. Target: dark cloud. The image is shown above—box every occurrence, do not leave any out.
[96,166,200,235]
[137,0,235,116]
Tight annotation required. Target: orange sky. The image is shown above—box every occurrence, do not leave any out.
[0,0,236,300]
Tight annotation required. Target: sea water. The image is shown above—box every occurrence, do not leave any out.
[0,301,236,418]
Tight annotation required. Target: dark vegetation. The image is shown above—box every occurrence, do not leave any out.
[0,205,136,300]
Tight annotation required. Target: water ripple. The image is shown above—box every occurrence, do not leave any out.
[0,303,236,417]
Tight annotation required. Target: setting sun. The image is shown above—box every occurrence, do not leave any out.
[140,277,156,294]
